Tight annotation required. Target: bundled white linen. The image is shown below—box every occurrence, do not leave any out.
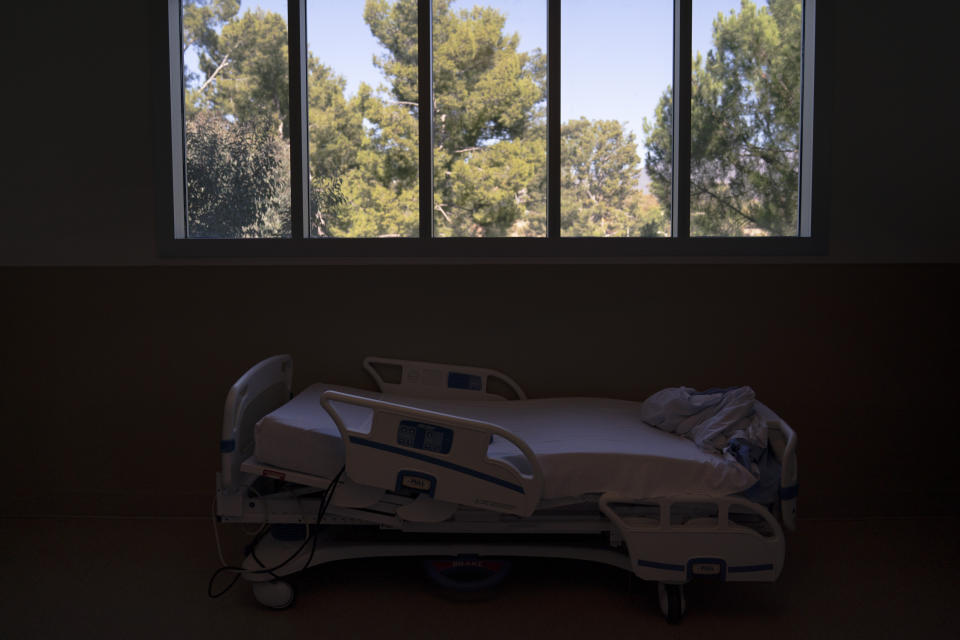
[255,383,758,501]
[639,386,784,505]
[640,387,766,456]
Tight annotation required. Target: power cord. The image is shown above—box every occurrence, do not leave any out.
[208,466,346,598]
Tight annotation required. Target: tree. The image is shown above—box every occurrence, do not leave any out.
[184,3,289,135]
[182,1,291,237]
[180,0,671,239]
[561,118,668,237]
[304,61,363,236]
[182,0,241,118]
[183,1,352,237]
[344,0,667,238]
[644,0,803,236]
[184,110,289,237]
[347,0,548,237]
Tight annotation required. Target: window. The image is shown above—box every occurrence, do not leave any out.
[157,0,824,258]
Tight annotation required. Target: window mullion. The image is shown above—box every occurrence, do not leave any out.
[798,0,816,237]
[547,0,560,239]
[672,0,692,238]
[169,0,187,239]
[418,0,434,239]
[288,0,308,239]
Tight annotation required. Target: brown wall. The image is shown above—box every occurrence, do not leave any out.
[1,2,957,519]
[3,264,957,518]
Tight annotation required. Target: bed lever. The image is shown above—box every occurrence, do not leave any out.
[396,495,458,523]
[330,478,386,509]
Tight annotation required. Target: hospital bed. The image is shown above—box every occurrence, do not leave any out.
[213,355,798,623]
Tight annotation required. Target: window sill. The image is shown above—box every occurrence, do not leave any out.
[156,235,828,263]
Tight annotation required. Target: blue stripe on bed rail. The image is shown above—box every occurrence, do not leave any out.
[348,436,525,494]
[728,563,775,573]
[220,439,235,453]
[636,559,685,572]
[780,484,799,500]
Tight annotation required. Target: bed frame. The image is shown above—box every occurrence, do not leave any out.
[215,355,798,622]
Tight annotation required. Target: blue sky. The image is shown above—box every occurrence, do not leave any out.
[186,0,758,141]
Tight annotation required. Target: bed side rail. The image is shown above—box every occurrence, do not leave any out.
[756,402,798,532]
[321,390,544,517]
[599,493,784,540]
[220,355,293,491]
[363,356,526,401]
[599,493,785,582]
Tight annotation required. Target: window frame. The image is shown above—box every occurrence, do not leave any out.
[154,0,828,260]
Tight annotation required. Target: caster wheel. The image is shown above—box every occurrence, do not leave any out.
[657,582,686,624]
[252,579,295,609]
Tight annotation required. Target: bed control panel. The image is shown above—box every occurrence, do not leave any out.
[397,420,454,454]
[396,470,436,497]
[688,558,726,580]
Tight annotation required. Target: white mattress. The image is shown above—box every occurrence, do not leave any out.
[255,383,758,500]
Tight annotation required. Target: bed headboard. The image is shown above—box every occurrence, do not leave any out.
[364,356,526,401]
[220,355,294,490]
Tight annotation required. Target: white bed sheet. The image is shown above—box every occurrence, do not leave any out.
[254,383,758,500]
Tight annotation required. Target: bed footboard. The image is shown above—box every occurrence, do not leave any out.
[756,402,798,532]
[219,355,293,492]
[599,493,785,584]
[321,390,544,517]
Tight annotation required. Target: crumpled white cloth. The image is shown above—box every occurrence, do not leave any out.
[640,386,767,472]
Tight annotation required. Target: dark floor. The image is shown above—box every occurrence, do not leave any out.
[0,516,956,639]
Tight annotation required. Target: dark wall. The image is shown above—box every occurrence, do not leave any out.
[2,2,958,518]
[4,263,957,518]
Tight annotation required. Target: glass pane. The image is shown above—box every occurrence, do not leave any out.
[690,0,803,237]
[432,0,547,237]
[182,0,291,238]
[307,0,419,238]
[561,0,672,238]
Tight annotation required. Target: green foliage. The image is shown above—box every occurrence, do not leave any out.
[644,0,803,236]
[439,135,547,236]
[185,0,803,240]
[310,175,347,237]
[642,92,674,223]
[365,0,422,103]
[184,110,289,238]
[186,7,290,135]
[562,118,668,237]
[183,1,296,237]
[182,1,240,56]
[182,0,239,119]
[431,1,546,236]
[304,61,363,236]
[307,62,363,181]
[346,0,548,237]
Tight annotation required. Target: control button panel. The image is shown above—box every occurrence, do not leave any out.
[396,470,436,497]
[396,420,453,454]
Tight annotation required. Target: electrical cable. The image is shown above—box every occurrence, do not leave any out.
[212,496,229,568]
[298,467,344,574]
[209,469,343,598]
[207,466,345,599]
